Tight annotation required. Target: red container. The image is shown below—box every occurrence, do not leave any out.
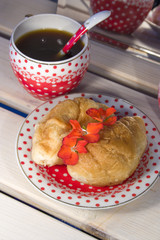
[90,0,154,34]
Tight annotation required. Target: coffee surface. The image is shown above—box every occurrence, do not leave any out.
[15,29,84,61]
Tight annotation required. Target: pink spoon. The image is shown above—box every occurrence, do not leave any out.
[57,10,111,57]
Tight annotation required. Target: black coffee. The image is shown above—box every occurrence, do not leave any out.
[15,29,84,61]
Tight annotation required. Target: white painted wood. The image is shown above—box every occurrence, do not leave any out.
[88,39,160,96]
[0,0,57,36]
[58,0,90,14]
[0,193,97,240]
[0,107,160,240]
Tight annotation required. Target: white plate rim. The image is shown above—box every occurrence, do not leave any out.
[16,92,160,209]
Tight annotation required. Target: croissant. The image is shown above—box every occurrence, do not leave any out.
[32,97,147,186]
[67,116,147,186]
[31,97,108,166]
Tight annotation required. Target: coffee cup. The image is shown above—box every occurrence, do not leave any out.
[9,14,90,101]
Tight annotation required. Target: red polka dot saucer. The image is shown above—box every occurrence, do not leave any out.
[16,93,160,209]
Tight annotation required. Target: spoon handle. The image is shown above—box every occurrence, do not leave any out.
[84,10,111,30]
[61,10,111,55]
[62,25,87,54]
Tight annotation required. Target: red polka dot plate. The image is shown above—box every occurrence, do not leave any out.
[16,93,160,209]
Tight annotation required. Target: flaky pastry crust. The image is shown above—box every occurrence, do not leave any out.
[31,97,108,166]
[32,97,147,186]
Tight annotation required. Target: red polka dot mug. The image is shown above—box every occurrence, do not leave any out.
[90,0,154,34]
[9,14,90,101]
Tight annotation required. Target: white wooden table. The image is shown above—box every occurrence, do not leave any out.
[0,1,160,240]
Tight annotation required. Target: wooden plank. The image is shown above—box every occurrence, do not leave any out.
[0,36,160,128]
[0,193,97,240]
[1,107,160,240]
[0,0,57,36]
[57,0,89,23]
[88,39,159,96]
